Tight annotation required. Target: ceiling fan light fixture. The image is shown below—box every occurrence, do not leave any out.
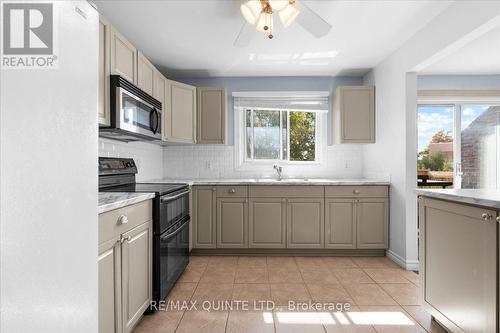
[279,3,300,28]
[268,0,289,12]
[256,12,273,33]
[240,0,262,25]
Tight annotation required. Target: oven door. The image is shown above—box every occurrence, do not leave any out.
[159,217,189,301]
[159,188,190,232]
[117,87,161,139]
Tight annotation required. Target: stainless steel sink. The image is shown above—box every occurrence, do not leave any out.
[255,178,310,183]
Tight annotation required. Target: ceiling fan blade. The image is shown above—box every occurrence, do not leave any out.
[294,0,332,38]
[234,21,255,47]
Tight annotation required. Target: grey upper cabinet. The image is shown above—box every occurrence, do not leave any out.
[197,87,226,144]
[98,16,111,127]
[121,221,152,333]
[216,198,248,248]
[356,198,388,248]
[419,197,497,333]
[192,186,216,248]
[164,80,197,144]
[153,69,166,109]
[98,236,121,333]
[249,198,286,248]
[325,199,356,249]
[109,25,137,84]
[286,198,324,248]
[136,52,155,96]
[333,86,375,143]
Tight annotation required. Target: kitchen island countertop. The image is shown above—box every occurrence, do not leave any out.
[415,188,500,209]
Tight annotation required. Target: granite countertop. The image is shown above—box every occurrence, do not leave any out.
[140,178,390,186]
[99,192,156,214]
[415,189,500,209]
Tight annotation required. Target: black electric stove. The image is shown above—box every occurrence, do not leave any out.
[99,157,190,309]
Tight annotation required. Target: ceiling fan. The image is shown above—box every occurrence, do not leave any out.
[234,0,332,46]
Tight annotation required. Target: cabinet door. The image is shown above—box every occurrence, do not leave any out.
[356,198,388,249]
[165,80,196,143]
[287,198,324,248]
[336,86,374,143]
[420,198,497,333]
[192,187,216,248]
[197,87,226,144]
[121,221,152,333]
[98,237,121,333]
[98,16,111,127]
[153,70,166,110]
[110,27,137,84]
[217,198,248,248]
[325,199,356,249]
[137,52,155,95]
[249,198,286,248]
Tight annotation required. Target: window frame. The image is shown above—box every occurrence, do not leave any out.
[243,108,319,164]
[234,106,326,172]
[417,92,500,189]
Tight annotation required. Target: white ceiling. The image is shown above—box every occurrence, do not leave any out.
[421,25,500,75]
[94,0,452,78]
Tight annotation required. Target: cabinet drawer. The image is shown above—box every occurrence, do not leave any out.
[216,186,248,198]
[249,185,324,198]
[325,186,388,198]
[99,200,153,244]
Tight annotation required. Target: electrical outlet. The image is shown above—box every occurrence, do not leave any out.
[205,161,211,170]
[344,160,349,169]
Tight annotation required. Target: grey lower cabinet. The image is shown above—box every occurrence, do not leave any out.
[98,200,153,333]
[98,237,121,333]
[192,185,389,250]
[419,197,498,333]
[217,197,248,248]
[121,222,152,333]
[192,187,217,248]
[356,198,389,248]
[249,198,287,248]
[287,198,325,248]
[325,199,356,249]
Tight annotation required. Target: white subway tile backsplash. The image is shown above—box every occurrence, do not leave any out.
[162,144,365,180]
[99,139,372,182]
[99,138,163,181]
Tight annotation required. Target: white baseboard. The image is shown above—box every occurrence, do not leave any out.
[386,250,419,271]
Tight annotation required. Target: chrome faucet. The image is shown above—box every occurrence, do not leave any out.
[273,164,283,181]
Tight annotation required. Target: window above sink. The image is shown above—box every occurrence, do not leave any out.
[233,91,328,170]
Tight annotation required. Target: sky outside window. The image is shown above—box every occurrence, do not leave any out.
[417,105,454,152]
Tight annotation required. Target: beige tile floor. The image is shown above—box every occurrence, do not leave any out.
[133,256,447,333]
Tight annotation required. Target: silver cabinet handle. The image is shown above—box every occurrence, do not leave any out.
[120,236,131,244]
[353,189,361,195]
[497,216,500,223]
[481,213,493,221]
[118,215,128,225]
[229,188,236,194]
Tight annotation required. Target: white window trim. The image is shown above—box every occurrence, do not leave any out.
[234,106,327,171]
